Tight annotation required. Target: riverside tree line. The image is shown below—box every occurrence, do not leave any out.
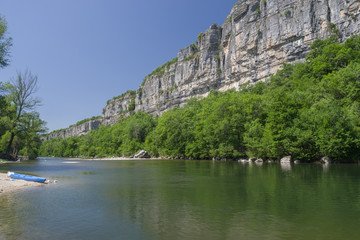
[0,15,46,160]
[40,34,360,162]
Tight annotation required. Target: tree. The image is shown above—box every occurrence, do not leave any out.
[17,112,47,159]
[6,70,41,159]
[0,15,12,68]
[0,82,11,135]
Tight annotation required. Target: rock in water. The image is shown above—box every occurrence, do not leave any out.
[320,156,331,164]
[280,156,292,163]
[238,159,248,163]
[133,150,151,159]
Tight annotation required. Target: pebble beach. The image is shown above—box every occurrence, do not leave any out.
[0,172,44,195]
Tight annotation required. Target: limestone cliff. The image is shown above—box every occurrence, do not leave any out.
[102,90,136,126]
[45,0,360,139]
[42,118,102,140]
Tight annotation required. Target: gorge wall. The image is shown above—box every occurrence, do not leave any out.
[45,0,360,139]
[42,118,102,141]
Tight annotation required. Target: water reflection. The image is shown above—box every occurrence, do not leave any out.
[0,194,26,240]
[280,162,292,172]
[0,159,360,240]
[322,162,330,172]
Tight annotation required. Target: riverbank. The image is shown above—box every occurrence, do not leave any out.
[0,172,44,195]
[54,156,360,164]
[38,155,160,161]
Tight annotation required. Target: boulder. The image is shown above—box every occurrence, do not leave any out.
[255,158,263,165]
[320,156,331,164]
[238,159,248,163]
[133,150,151,159]
[280,156,292,163]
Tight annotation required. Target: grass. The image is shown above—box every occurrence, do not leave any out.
[107,90,136,105]
[197,32,204,42]
[142,58,178,86]
[70,116,102,127]
[170,83,178,91]
[184,55,195,61]
[285,10,291,18]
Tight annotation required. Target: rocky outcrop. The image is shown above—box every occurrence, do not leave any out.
[45,0,360,139]
[102,90,136,126]
[41,118,102,140]
[108,0,360,120]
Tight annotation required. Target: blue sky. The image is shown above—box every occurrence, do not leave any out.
[0,0,236,132]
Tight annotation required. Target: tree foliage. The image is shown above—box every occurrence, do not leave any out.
[0,15,12,68]
[40,112,157,158]
[0,72,46,160]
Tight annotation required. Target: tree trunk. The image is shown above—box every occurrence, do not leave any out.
[5,131,16,160]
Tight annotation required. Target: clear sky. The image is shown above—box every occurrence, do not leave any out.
[0,0,236,132]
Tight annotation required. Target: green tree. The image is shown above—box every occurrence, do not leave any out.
[0,15,12,68]
[17,112,47,159]
[0,82,11,136]
[5,71,42,159]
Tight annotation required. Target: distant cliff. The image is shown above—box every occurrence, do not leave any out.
[44,0,360,139]
[42,117,102,141]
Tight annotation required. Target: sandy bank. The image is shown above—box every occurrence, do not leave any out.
[0,173,44,195]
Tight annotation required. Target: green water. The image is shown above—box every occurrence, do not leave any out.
[0,159,359,239]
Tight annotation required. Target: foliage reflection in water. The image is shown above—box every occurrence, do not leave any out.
[0,159,360,240]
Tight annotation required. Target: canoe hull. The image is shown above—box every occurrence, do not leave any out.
[7,172,46,183]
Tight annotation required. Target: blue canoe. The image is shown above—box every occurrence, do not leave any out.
[7,171,46,183]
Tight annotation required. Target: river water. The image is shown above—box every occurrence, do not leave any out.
[0,158,359,240]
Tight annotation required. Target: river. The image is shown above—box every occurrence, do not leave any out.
[0,158,359,239]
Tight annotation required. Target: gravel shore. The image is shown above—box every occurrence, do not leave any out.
[0,172,44,195]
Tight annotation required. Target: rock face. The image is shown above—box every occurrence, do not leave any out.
[102,91,136,126]
[45,0,360,139]
[107,0,360,121]
[42,118,102,141]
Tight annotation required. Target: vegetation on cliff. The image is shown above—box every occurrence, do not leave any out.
[107,90,136,105]
[141,57,178,86]
[70,116,102,128]
[40,35,360,162]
